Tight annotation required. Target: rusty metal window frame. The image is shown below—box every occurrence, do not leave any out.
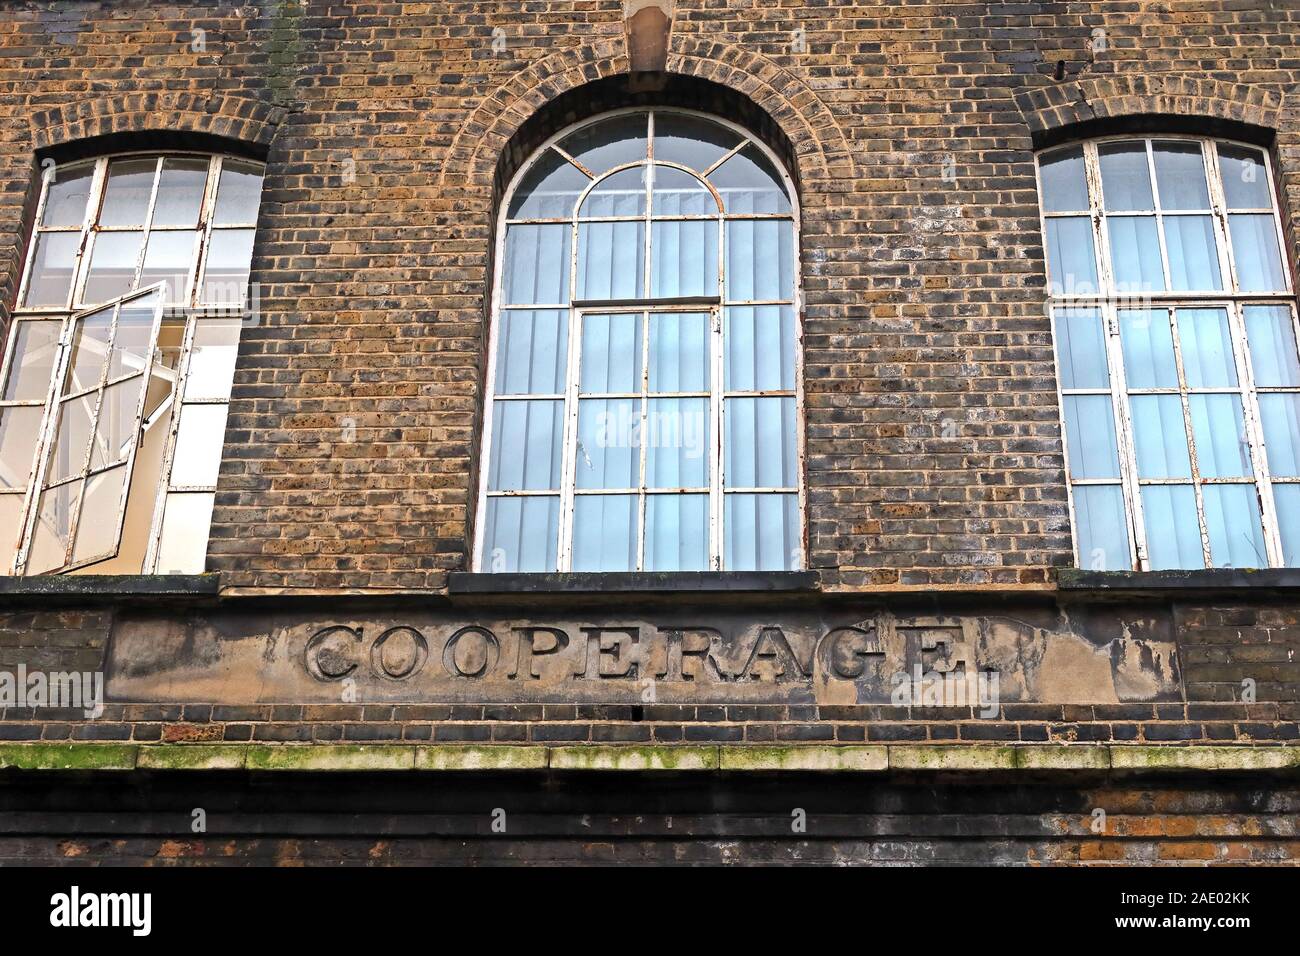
[1038,135,1299,570]
[476,108,804,573]
[2,151,264,575]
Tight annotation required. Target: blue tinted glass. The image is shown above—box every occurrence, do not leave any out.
[1229,214,1287,292]
[1164,216,1222,291]
[1130,395,1191,478]
[1203,485,1267,568]
[1046,217,1098,295]
[1272,484,1300,567]
[1259,394,1300,477]
[1140,485,1203,570]
[725,493,798,571]
[1064,395,1120,479]
[1054,309,1108,389]
[483,496,559,572]
[1120,310,1177,388]
[1107,217,1165,294]
[1189,394,1252,478]
[1244,305,1300,387]
[1177,309,1236,388]
[1072,484,1131,570]
[645,494,709,571]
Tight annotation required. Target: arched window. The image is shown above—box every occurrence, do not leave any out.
[1,152,263,574]
[476,109,802,572]
[1038,135,1299,570]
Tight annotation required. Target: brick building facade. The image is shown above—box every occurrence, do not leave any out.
[0,0,1298,866]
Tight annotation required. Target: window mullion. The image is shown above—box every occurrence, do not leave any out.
[1168,307,1214,567]
[1203,139,1240,297]
[1104,305,1146,570]
[69,158,109,312]
[557,303,582,573]
[1082,142,1112,299]
[636,310,650,571]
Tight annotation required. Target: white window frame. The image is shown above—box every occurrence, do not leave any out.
[1038,134,1298,570]
[2,151,263,575]
[474,108,805,572]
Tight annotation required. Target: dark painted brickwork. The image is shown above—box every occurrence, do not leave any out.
[0,1,1296,590]
[0,771,1295,865]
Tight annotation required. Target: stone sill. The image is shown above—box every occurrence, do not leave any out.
[1057,567,1300,593]
[0,574,220,605]
[447,571,820,594]
[3,743,1298,774]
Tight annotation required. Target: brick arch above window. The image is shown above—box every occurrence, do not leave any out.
[1017,76,1284,148]
[29,93,286,156]
[439,35,854,195]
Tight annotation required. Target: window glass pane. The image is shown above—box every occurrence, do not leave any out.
[725,493,798,571]
[508,149,587,220]
[200,229,256,307]
[212,160,263,225]
[110,303,158,380]
[580,313,641,393]
[138,230,196,305]
[572,494,638,571]
[1217,144,1271,210]
[1272,485,1300,567]
[1106,217,1164,294]
[576,221,644,300]
[726,306,795,392]
[503,223,572,305]
[648,312,709,392]
[647,398,709,489]
[150,158,209,227]
[1141,485,1204,570]
[1176,308,1236,388]
[482,496,559,572]
[1053,308,1108,389]
[3,321,62,402]
[70,463,128,564]
[726,219,793,301]
[185,318,243,400]
[645,494,709,571]
[1072,484,1130,570]
[580,167,647,218]
[1259,394,1300,476]
[650,165,715,217]
[1119,309,1177,388]
[488,399,562,491]
[1163,215,1222,291]
[1045,218,1098,295]
[0,406,44,491]
[1063,394,1120,479]
[63,307,113,395]
[709,146,791,215]
[1130,395,1191,478]
[1229,214,1287,292]
[1152,142,1210,210]
[1188,394,1252,478]
[651,220,719,298]
[724,396,797,488]
[81,231,143,304]
[495,309,567,395]
[652,114,740,173]
[559,114,649,178]
[23,232,79,307]
[0,494,23,559]
[1203,484,1267,568]
[1038,146,1089,213]
[1244,305,1300,387]
[26,480,79,574]
[48,399,91,483]
[98,158,156,227]
[40,163,94,227]
[576,398,638,490]
[154,492,215,574]
[169,403,228,487]
[1098,143,1154,211]
[89,376,144,471]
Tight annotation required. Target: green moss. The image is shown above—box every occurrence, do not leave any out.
[244,744,415,771]
[415,745,548,771]
[719,745,887,771]
[136,745,248,770]
[0,743,137,770]
[549,745,718,771]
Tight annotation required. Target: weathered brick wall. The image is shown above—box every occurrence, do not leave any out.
[1,1,1295,591]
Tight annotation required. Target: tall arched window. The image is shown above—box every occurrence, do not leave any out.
[476,109,803,573]
[1038,135,1298,570]
[1,152,263,575]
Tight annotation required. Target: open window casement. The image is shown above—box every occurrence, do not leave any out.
[5,284,179,574]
